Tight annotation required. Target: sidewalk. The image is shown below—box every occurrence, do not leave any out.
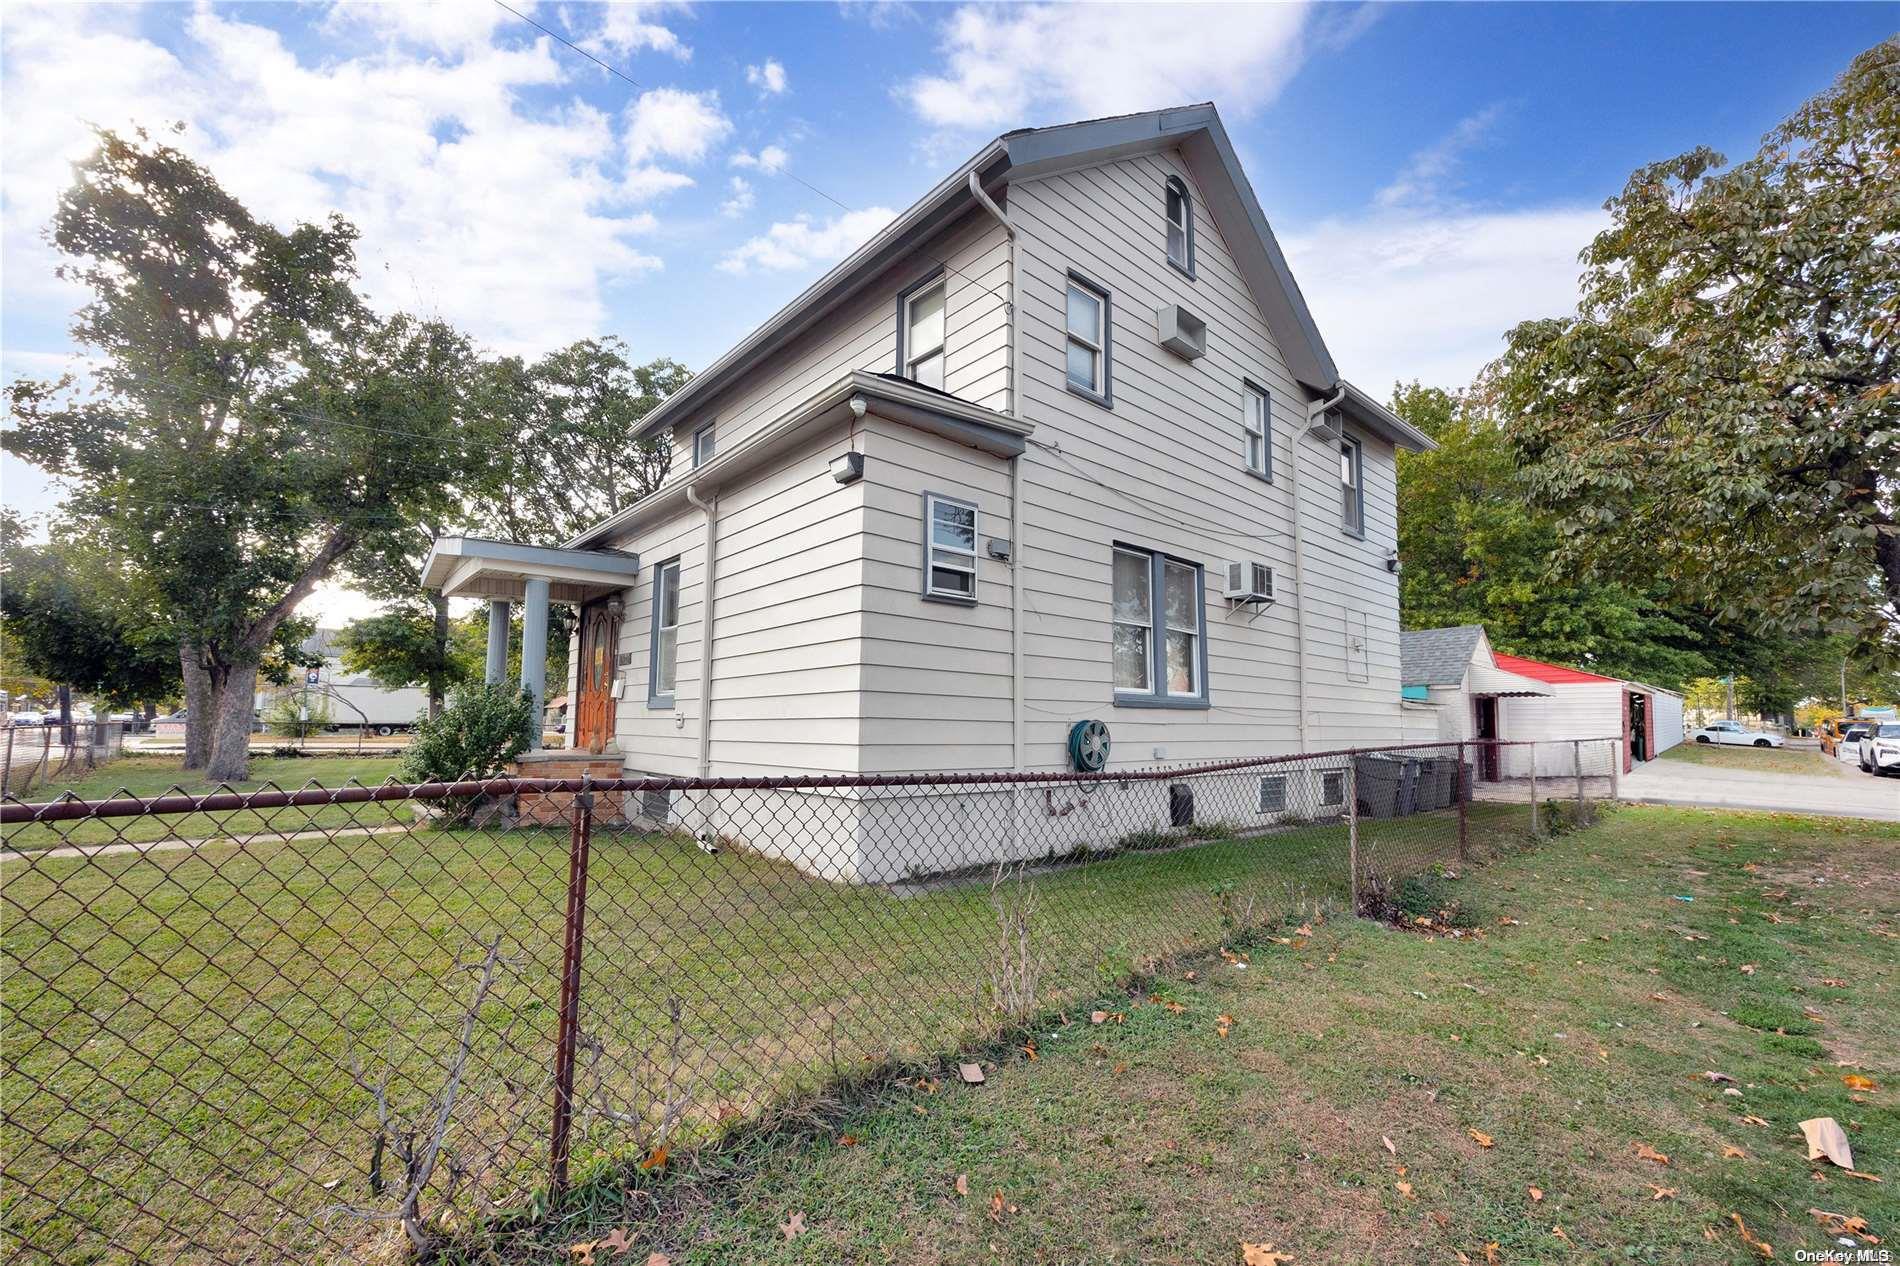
[1619,751,1900,821]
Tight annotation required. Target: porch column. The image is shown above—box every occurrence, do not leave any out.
[519,577,550,748]
[485,599,510,685]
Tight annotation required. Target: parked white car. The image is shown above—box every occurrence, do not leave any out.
[7,711,47,728]
[1858,722,1900,776]
[1689,721,1784,748]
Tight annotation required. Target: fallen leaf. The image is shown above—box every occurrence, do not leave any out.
[638,1146,667,1172]
[1382,1135,1398,1156]
[1742,1114,1770,1128]
[1729,1212,1773,1258]
[1649,1185,1678,1201]
[1468,1129,1495,1149]
[569,1243,597,1266]
[1217,1014,1233,1039]
[959,1062,985,1084]
[599,1229,630,1256]
[1808,1208,1875,1240]
[1396,1181,1415,1200]
[1820,977,1848,987]
[1091,1010,1108,1024]
[1800,1118,1855,1170]
[1740,964,1757,976]
[644,1254,670,1266]
[1634,1143,1671,1166]
[837,1134,859,1147]
[1241,1243,1293,1266]
[1483,1242,1500,1263]
[1700,1070,1738,1085]
[1528,1186,1543,1203]
[1845,1170,1884,1183]
[1843,1074,1878,1092]
[1551,1226,1570,1244]
[779,1211,806,1241]
[1429,1210,1451,1230]
[1723,1145,1748,1159]
[1022,1041,1038,1061]
[988,1190,1006,1223]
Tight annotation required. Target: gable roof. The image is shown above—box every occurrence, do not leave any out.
[1492,652,1624,686]
[1400,626,1489,686]
[634,103,1362,443]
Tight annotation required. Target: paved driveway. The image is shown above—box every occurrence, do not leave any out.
[1620,744,1900,821]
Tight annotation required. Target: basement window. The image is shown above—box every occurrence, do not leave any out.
[1258,774,1288,814]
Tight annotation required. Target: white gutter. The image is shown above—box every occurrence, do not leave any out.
[684,486,718,779]
[1294,386,1347,751]
[968,170,1027,776]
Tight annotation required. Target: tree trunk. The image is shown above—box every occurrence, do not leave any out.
[429,591,450,721]
[179,643,214,770]
[205,661,260,784]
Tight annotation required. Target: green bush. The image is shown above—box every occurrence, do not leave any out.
[263,692,331,739]
[400,683,535,784]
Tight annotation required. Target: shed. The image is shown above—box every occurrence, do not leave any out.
[1492,653,1685,776]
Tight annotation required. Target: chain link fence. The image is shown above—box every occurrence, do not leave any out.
[0,721,126,798]
[0,737,1619,1263]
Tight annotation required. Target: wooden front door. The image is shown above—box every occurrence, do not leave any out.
[575,598,622,754]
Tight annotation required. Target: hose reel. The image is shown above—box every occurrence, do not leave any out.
[1067,719,1110,773]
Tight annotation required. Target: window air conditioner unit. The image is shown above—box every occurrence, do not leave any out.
[1306,406,1343,442]
[1223,561,1274,604]
[1154,303,1208,360]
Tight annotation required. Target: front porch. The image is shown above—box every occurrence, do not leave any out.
[420,536,642,757]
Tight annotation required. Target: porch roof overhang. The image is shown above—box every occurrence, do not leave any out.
[1469,662,1555,698]
[568,370,1033,549]
[421,536,641,603]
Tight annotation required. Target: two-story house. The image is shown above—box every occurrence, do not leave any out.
[423,103,1434,878]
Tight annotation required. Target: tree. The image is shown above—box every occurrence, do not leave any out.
[334,608,479,719]
[1393,383,1715,690]
[477,340,689,545]
[1491,40,1900,659]
[5,127,479,781]
[0,511,179,710]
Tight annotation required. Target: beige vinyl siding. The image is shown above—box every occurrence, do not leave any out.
[1007,147,1403,772]
[662,209,1011,477]
[1498,684,1625,777]
[609,507,703,776]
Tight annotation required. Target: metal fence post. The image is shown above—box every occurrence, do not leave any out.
[1608,737,1620,802]
[1455,741,1468,863]
[1528,743,1541,838]
[1573,738,1586,822]
[1346,758,1360,914]
[549,774,596,1195]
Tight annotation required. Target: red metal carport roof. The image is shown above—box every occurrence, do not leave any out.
[1492,652,1625,686]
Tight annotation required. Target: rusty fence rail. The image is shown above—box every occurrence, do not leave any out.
[0,737,1620,1263]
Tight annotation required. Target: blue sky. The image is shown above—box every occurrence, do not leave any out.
[2,2,1893,617]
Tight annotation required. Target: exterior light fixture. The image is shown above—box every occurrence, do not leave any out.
[829,452,865,485]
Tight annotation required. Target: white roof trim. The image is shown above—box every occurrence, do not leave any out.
[421,536,641,602]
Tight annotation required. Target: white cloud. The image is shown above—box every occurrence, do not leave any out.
[718,207,897,274]
[584,2,691,61]
[1282,206,1602,394]
[1375,103,1509,211]
[624,87,732,164]
[904,2,1318,131]
[1,2,665,356]
[729,144,789,173]
[720,176,756,217]
[745,58,788,95]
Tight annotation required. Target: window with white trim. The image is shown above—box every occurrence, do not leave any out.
[692,425,715,468]
[923,494,978,603]
[1065,276,1109,401]
[1243,382,1270,477]
[1112,545,1207,706]
[1165,176,1193,274]
[903,279,946,390]
[1340,435,1364,536]
[648,559,680,707]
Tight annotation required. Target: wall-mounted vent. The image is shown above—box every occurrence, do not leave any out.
[1222,560,1274,604]
[1154,303,1207,360]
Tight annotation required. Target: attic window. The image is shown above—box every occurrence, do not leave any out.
[1164,176,1194,276]
[902,277,946,390]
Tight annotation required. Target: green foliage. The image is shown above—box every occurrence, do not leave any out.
[263,692,331,739]
[1730,1000,1819,1036]
[1491,41,1900,660]
[399,683,535,784]
[1392,384,1715,689]
[336,606,477,716]
[0,510,179,708]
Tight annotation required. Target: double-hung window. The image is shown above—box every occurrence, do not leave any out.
[692,424,715,468]
[1340,435,1364,536]
[1111,545,1207,707]
[923,493,978,603]
[647,558,680,707]
[901,275,946,390]
[1242,382,1270,478]
[1164,176,1194,276]
[1064,273,1111,405]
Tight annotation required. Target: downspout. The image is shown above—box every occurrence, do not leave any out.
[684,485,719,779]
[968,169,1026,775]
[1295,386,1347,753]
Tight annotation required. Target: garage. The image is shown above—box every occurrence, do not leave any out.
[1493,653,1685,775]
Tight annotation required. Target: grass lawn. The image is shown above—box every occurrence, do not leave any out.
[1660,740,1841,778]
[4,794,1510,1264]
[1,753,407,850]
[505,806,1900,1266]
